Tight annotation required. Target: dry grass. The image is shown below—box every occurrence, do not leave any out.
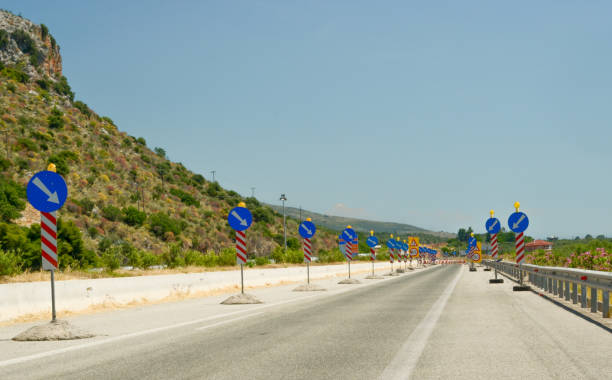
[0,261,385,284]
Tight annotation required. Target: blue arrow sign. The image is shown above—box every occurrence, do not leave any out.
[508,212,529,233]
[227,206,253,231]
[299,220,316,239]
[468,237,477,248]
[366,236,379,248]
[386,239,395,249]
[26,171,68,212]
[485,217,501,234]
[342,227,356,241]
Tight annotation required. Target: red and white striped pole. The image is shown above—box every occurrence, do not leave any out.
[236,230,247,294]
[41,210,58,321]
[515,232,525,264]
[491,233,499,259]
[303,237,312,284]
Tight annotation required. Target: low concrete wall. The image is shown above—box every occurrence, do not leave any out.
[0,262,383,322]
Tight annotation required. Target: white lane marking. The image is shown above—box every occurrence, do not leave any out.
[379,266,463,380]
[0,265,441,369]
[0,294,322,368]
[195,312,264,331]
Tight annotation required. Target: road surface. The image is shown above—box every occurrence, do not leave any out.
[1,265,610,379]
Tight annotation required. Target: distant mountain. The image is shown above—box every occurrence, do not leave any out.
[266,204,455,239]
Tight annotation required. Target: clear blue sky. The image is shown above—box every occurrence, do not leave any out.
[6,1,612,238]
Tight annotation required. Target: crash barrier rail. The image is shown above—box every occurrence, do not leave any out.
[483,260,611,319]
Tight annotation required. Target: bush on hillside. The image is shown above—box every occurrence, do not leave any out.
[0,177,26,221]
[101,205,122,221]
[47,107,64,129]
[148,212,183,240]
[169,188,199,207]
[122,206,146,226]
[73,100,91,117]
[53,76,74,100]
[0,249,22,276]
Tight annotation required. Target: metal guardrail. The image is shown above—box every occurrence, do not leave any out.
[483,260,611,319]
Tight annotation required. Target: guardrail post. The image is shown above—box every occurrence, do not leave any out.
[571,282,577,304]
[543,275,548,291]
[590,287,598,313]
[581,285,587,308]
[603,291,610,318]
[548,277,553,293]
[564,281,570,301]
[553,279,557,295]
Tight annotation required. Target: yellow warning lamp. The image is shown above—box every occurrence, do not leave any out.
[490,210,494,217]
[514,202,520,212]
[390,234,394,239]
[370,230,374,236]
[396,236,400,242]
[347,225,352,229]
[306,217,312,222]
[470,232,475,238]
[238,202,246,208]
[47,163,56,173]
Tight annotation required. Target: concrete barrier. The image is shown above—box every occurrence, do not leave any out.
[0,262,379,322]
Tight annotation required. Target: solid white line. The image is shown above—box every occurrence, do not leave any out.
[379,266,463,380]
[195,312,264,331]
[0,294,323,368]
[0,265,441,369]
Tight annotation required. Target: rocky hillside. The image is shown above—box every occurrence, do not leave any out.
[0,10,338,269]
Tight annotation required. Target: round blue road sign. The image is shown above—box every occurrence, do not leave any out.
[485,217,501,234]
[227,207,253,231]
[386,239,395,249]
[26,171,68,212]
[342,227,356,241]
[468,237,476,248]
[366,236,379,248]
[299,220,316,239]
[508,212,529,233]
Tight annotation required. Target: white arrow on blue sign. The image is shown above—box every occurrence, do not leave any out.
[508,212,529,233]
[366,236,379,248]
[299,220,316,239]
[342,228,356,241]
[227,206,253,231]
[386,239,395,249]
[485,217,501,234]
[26,171,68,212]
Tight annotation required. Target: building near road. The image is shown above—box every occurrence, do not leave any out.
[525,240,553,252]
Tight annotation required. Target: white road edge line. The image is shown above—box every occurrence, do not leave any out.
[0,294,322,368]
[0,264,443,369]
[195,312,264,331]
[379,266,463,380]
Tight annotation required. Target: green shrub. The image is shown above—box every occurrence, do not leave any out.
[122,206,146,226]
[192,174,205,185]
[40,24,49,40]
[218,247,236,266]
[47,107,64,129]
[169,188,199,207]
[0,249,22,276]
[53,76,74,100]
[148,212,183,240]
[1,66,29,83]
[48,150,79,176]
[73,100,91,117]
[0,30,8,50]
[161,244,185,268]
[136,137,146,146]
[101,246,121,271]
[318,248,345,263]
[102,205,122,221]
[0,177,26,221]
[57,218,96,269]
[36,78,51,90]
[141,251,160,269]
[0,158,10,171]
[201,252,219,267]
[206,181,221,197]
[255,256,269,266]
[16,137,38,152]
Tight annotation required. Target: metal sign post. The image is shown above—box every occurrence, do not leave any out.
[486,210,504,284]
[299,219,316,285]
[227,203,253,295]
[27,166,67,322]
[366,232,379,276]
[508,202,530,291]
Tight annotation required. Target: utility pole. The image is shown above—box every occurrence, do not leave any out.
[299,205,302,222]
[210,170,216,183]
[251,187,255,198]
[280,193,287,251]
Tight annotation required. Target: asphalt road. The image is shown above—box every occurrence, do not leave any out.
[1,265,611,379]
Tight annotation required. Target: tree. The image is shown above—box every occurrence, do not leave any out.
[47,107,64,129]
[154,147,166,158]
